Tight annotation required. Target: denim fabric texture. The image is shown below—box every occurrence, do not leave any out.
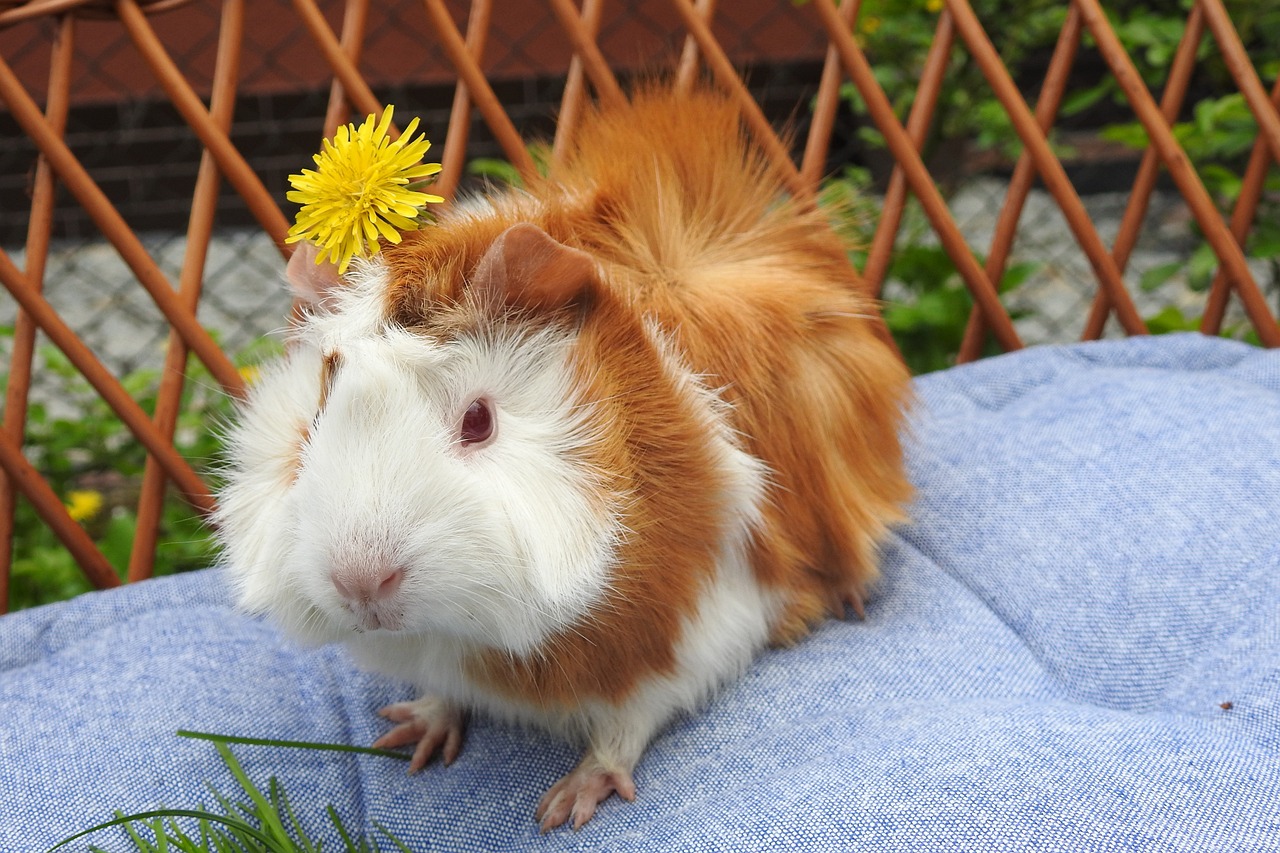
[2,333,1278,851]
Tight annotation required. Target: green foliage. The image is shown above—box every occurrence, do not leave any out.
[832,0,1069,159]
[835,0,1280,160]
[3,333,280,611]
[466,142,553,188]
[821,0,1280,368]
[819,166,1035,374]
[47,732,414,853]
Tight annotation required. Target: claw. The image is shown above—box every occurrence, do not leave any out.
[844,585,866,620]
[535,756,637,832]
[373,697,466,772]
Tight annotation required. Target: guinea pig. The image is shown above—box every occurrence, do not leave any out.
[216,85,912,831]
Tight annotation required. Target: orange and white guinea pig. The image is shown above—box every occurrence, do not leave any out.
[216,86,912,831]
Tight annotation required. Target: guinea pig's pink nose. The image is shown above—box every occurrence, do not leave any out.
[332,562,405,603]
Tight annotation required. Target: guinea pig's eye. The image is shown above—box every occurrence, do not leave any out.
[460,399,494,445]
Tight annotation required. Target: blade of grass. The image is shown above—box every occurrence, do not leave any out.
[271,777,319,853]
[213,744,293,843]
[43,809,285,853]
[119,813,160,852]
[178,730,410,761]
[373,821,415,853]
[328,806,358,852]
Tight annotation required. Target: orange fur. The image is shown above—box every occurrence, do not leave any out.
[382,86,911,706]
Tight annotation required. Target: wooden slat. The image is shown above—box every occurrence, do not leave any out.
[291,0,388,133]
[322,0,369,138]
[0,13,77,611]
[552,0,604,165]
[548,0,625,110]
[1201,73,1280,336]
[668,0,811,201]
[116,0,289,255]
[437,0,493,200]
[0,49,248,398]
[861,8,955,297]
[1073,0,1279,345]
[674,0,715,95]
[812,0,1023,352]
[800,0,861,190]
[128,0,244,582]
[0,249,216,515]
[419,0,537,181]
[959,4,1084,361]
[1080,4,1205,341]
[944,0,1148,338]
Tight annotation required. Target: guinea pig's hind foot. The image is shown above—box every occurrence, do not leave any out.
[536,752,637,832]
[373,696,467,772]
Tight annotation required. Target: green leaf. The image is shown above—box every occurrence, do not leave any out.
[465,157,523,188]
[373,822,415,853]
[43,809,285,853]
[177,730,410,761]
[1139,260,1184,292]
[213,744,294,843]
[1144,305,1201,334]
[1059,81,1113,117]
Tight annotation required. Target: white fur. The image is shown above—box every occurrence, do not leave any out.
[217,257,622,654]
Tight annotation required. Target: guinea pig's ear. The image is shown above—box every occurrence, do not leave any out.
[471,223,597,312]
[286,242,343,309]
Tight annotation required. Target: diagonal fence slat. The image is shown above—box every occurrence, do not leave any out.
[1074,0,1279,346]
[127,0,243,582]
[1080,3,1206,342]
[800,0,858,191]
[551,0,603,166]
[322,0,370,138]
[0,12,77,612]
[117,0,289,255]
[669,0,810,202]
[861,7,955,299]
[0,249,216,515]
[0,50,247,397]
[958,4,1085,362]
[436,0,492,201]
[548,0,624,110]
[1201,73,1280,337]
[812,0,1023,353]
[420,0,538,182]
[945,0,1147,338]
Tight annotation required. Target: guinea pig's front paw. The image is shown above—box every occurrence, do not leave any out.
[535,752,637,832]
[373,696,467,772]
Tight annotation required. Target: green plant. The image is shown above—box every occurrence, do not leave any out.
[3,332,280,611]
[47,731,414,853]
[826,0,1069,161]
[819,166,1036,374]
[1100,90,1280,301]
[822,0,1280,358]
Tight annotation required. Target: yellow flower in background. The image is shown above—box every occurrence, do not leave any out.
[926,0,944,12]
[285,105,444,274]
[238,365,260,386]
[860,15,882,34]
[65,490,103,523]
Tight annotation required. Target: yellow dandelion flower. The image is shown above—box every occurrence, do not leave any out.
[285,105,444,274]
[65,490,103,523]
[238,365,260,386]
[926,0,944,12]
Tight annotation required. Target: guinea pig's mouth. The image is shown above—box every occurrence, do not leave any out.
[343,603,406,633]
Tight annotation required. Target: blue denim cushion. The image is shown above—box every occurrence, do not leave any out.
[3,332,1278,851]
